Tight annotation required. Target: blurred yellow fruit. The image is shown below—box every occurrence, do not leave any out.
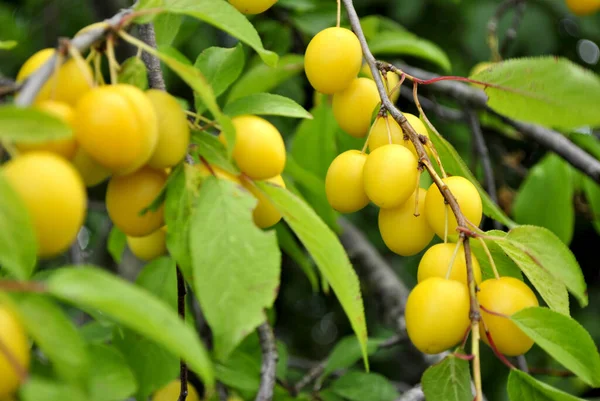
[228,0,278,14]
[332,77,381,138]
[243,175,286,228]
[127,227,168,262]
[0,305,30,399]
[565,0,600,15]
[71,148,112,187]
[152,380,200,401]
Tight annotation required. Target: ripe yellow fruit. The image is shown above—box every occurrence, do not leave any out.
[361,64,400,103]
[367,115,403,152]
[325,150,369,213]
[145,90,190,169]
[378,188,434,256]
[417,242,482,286]
[15,101,78,159]
[565,0,600,16]
[424,176,483,240]
[106,167,167,237]
[71,148,112,187]
[332,77,381,138]
[405,277,471,354]
[402,113,430,158]
[242,175,285,229]
[0,305,30,399]
[228,0,277,14]
[2,152,86,258]
[478,277,539,356]
[363,144,419,209]
[74,84,158,175]
[225,115,286,180]
[152,380,200,401]
[304,27,363,94]
[127,227,167,262]
[16,48,93,106]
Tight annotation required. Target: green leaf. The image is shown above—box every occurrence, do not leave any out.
[368,31,451,72]
[227,54,304,103]
[503,225,587,308]
[154,46,236,157]
[276,341,288,381]
[0,174,37,279]
[472,57,600,130]
[46,266,215,391]
[107,226,126,264]
[79,321,114,344]
[162,0,277,66]
[223,93,312,119]
[154,13,183,47]
[191,130,240,175]
[274,224,319,291]
[87,344,137,401]
[322,337,383,380]
[117,57,148,90]
[135,257,178,310]
[330,372,399,401]
[513,154,575,244]
[189,177,281,360]
[421,354,472,401]
[0,105,72,142]
[427,121,516,228]
[194,44,245,99]
[20,377,88,401]
[10,293,88,383]
[511,307,600,387]
[508,370,585,401]
[470,232,523,281]
[215,347,261,394]
[583,177,600,236]
[258,183,368,369]
[0,40,17,50]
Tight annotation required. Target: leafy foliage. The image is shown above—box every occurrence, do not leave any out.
[0,106,72,142]
[421,354,472,401]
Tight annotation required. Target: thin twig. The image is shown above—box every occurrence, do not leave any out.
[396,62,600,184]
[501,0,527,55]
[176,267,189,401]
[137,23,166,91]
[399,89,465,122]
[488,0,524,61]
[256,322,278,401]
[465,108,502,230]
[0,281,47,292]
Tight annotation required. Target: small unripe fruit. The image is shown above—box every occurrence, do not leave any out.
[0,305,30,399]
[402,113,430,158]
[74,85,158,175]
[325,150,369,213]
[127,227,167,262]
[417,242,482,286]
[361,64,400,103]
[367,115,403,152]
[304,27,362,94]
[71,148,112,187]
[228,0,278,14]
[332,78,380,138]
[15,100,77,159]
[145,90,190,169]
[363,144,419,209]
[224,115,286,180]
[378,188,434,256]
[16,48,93,107]
[106,167,167,237]
[424,176,482,240]
[2,152,86,258]
[565,0,600,16]
[478,277,539,356]
[243,175,285,229]
[152,380,200,401]
[405,277,471,354]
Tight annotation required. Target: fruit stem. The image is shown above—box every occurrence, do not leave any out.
[413,170,422,217]
[93,51,105,86]
[383,112,393,145]
[361,116,378,154]
[444,204,449,243]
[471,320,484,401]
[477,237,500,279]
[67,43,96,89]
[445,237,464,280]
[105,35,119,85]
[336,0,341,27]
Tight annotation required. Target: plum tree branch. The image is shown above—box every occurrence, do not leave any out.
[395,62,600,184]
[256,321,278,401]
[137,23,166,91]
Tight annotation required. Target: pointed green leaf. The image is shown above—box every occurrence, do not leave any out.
[330,372,399,401]
[10,293,88,383]
[513,154,575,244]
[189,177,281,360]
[0,174,37,279]
[508,370,586,401]
[0,105,72,142]
[107,226,126,264]
[258,183,368,369]
[322,337,384,380]
[470,232,523,281]
[421,354,472,401]
[427,121,516,228]
[154,13,183,47]
[46,266,215,391]
[224,93,312,119]
[194,44,245,99]
[161,0,277,66]
[20,377,88,401]
[118,57,148,90]
[191,130,239,175]
[472,57,600,130]
[87,344,137,401]
[511,307,600,387]
[227,54,304,103]
[583,177,600,236]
